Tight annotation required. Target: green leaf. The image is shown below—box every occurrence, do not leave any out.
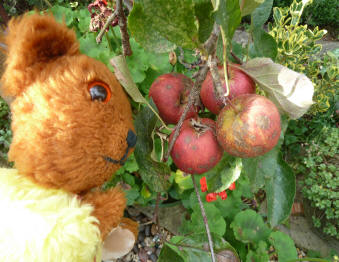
[159,232,239,262]
[252,27,277,60]
[134,104,171,192]
[214,0,241,41]
[124,187,140,205]
[265,152,295,227]
[246,241,269,262]
[182,200,227,236]
[76,8,91,33]
[79,34,113,65]
[205,153,242,193]
[230,209,271,243]
[215,192,248,220]
[194,0,214,42]
[242,145,296,227]
[129,0,200,51]
[269,231,298,262]
[49,5,74,26]
[251,0,273,28]
[239,0,265,17]
[239,58,315,119]
[158,244,185,262]
[128,3,176,53]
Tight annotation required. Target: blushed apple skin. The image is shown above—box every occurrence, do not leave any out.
[200,64,255,115]
[169,118,223,174]
[216,94,281,158]
[149,73,197,124]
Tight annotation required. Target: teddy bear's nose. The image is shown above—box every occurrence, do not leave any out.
[126,129,137,148]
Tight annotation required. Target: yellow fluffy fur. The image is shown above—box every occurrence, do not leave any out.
[0,168,102,262]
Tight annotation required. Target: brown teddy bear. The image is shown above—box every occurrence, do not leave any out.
[0,13,138,262]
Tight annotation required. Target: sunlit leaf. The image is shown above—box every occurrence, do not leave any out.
[128,3,176,53]
[238,58,314,119]
[129,0,200,51]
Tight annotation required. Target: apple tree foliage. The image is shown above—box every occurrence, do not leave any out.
[127,0,313,228]
[47,0,317,260]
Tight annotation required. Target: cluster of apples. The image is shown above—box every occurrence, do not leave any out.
[149,64,281,186]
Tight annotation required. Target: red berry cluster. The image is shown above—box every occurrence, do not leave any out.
[200,176,236,202]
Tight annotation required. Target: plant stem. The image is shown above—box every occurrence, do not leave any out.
[220,27,230,97]
[208,55,224,102]
[96,11,118,44]
[116,0,132,56]
[164,64,208,161]
[191,174,216,262]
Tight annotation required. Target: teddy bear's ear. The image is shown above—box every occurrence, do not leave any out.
[0,13,79,97]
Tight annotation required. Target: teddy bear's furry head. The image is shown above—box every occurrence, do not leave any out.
[1,14,135,193]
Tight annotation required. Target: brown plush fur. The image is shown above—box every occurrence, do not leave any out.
[0,13,138,240]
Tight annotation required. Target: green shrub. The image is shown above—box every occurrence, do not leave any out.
[302,0,339,27]
[268,0,338,114]
[300,126,339,239]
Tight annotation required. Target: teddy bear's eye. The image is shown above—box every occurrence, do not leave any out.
[88,81,112,103]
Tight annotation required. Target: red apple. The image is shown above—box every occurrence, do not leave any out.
[169,118,223,174]
[149,73,198,124]
[216,94,281,158]
[200,64,255,115]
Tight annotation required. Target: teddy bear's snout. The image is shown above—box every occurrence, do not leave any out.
[126,129,137,148]
[104,129,137,165]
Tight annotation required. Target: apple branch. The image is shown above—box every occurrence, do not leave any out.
[164,64,209,161]
[178,47,202,70]
[207,55,225,103]
[116,0,132,56]
[191,174,216,262]
[95,0,132,56]
[165,24,220,161]
[96,11,118,43]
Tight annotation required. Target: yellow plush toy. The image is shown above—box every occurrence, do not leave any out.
[0,13,138,262]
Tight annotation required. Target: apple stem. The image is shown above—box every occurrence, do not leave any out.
[220,28,230,100]
[191,174,217,262]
